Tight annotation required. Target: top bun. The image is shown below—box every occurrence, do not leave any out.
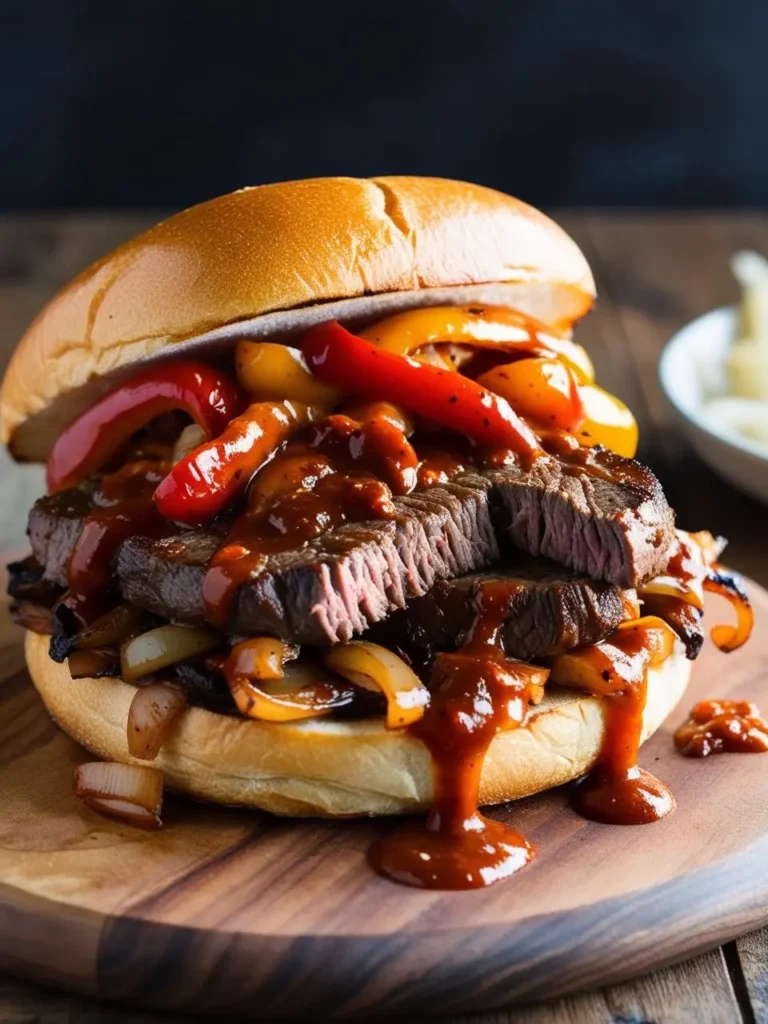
[0,176,595,461]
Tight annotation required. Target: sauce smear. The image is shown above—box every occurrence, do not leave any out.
[569,621,675,825]
[675,700,768,757]
[369,582,546,889]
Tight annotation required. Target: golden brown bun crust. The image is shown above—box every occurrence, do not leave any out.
[26,631,689,818]
[1,176,594,460]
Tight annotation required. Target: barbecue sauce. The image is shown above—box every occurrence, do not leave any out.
[639,532,753,656]
[202,416,482,629]
[675,700,768,757]
[569,621,675,825]
[63,460,171,625]
[203,473,395,628]
[369,582,545,889]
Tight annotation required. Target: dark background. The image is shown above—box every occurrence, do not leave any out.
[1,0,766,211]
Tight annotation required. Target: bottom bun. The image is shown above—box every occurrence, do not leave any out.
[26,630,691,818]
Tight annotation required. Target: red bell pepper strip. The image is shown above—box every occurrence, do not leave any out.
[300,321,543,458]
[46,362,242,494]
[154,400,316,524]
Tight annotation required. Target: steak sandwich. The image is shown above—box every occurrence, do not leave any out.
[1,177,753,890]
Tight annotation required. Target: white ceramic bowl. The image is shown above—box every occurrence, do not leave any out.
[659,306,768,505]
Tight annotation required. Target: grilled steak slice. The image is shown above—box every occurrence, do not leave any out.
[370,559,635,661]
[117,479,500,644]
[23,446,675,644]
[27,486,94,587]
[458,448,674,589]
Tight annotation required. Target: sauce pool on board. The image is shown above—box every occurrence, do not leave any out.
[675,700,768,758]
[569,620,676,826]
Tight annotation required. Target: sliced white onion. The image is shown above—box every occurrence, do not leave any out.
[323,642,430,729]
[73,761,163,829]
[172,423,207,464]
[127,681,188,760]
[120,625,219,682]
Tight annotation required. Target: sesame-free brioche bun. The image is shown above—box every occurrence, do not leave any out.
[26,630,688,818]
[1,176,594,461]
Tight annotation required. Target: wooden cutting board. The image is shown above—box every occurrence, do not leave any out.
[1,580,767,1019]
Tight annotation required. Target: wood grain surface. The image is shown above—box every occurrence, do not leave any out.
[1,212,767,1023]
[1,580,767,1019]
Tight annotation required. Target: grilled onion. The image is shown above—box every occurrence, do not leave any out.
[340,401,414,436]
[68,646,120,679]
[73,761,163,829]
[226,659,356,722]
[703,570,754,652]
[127,681,188,760]
[172,423,207,464]
[121,625,219,682]
[72,604,147,649]
[224,637,298,682]
[323,642,430,728]
[548,617,677,695]
[9,599,55,635]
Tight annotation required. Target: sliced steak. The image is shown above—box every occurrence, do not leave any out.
[370,559,635,661]
[117,478,500,644]
[459,448,674,589]
[27,487,95,587]
[24,446,675,644]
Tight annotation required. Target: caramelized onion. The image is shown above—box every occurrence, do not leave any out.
[224,637,298,682]
[172,423,207,464]
[73,761,163,829]
[10,599,55,635]
[548,617,677,695]
[703,570,754,652]
[226,659,356,722]
[340,400,414,436]
[121,625,220,682]
[72,604,146,649]
[68,646,120,679]
[127,681,188,760]
[528,681,546,706]
[324,642,430,728]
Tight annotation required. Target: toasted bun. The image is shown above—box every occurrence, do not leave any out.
[1,176,594,461]
[26,631,688,818]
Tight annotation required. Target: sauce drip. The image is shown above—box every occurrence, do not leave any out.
[483,428,652,488]
[202,417,480,629]
[369,582,546,889]
[64,460,170,623]
[675,700,768,757]
[203,473,395,627]
[309,413,418,495]
[569,621,675,825]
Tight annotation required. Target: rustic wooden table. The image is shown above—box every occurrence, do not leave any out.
[0,212,766,1023]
